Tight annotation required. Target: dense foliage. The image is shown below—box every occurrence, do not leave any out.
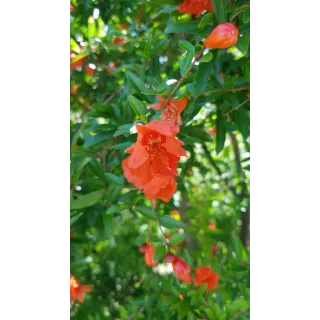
[70,0,250,319]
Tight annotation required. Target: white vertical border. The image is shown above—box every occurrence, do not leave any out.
[0,0,70,319]
[251,0,320,319]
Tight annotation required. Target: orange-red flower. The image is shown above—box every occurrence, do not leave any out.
[122,120,186,202]
[70,274,92,303]
[106,62,119,73]
[113,37,126,44]
[178,0,214,17]
[208,127,216,136]
[70,52,87,72]
[84,64,95,76]
[165,253,193,283]
[211,244,218,254]
[139,243,158,267]
[195,266,219,290]
[204,23,239,49]
[208,222,216,231]
[171,210,179,216]
[149,96,188,125]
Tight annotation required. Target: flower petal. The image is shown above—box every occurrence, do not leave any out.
[146,120,180,137]
[163,137,187,157]
[128,143,149,169]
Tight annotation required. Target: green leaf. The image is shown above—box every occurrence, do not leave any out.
[83,132,113,148]
[216,116,226,154]
[235,108,250,140]
[178,40,195,55]
[169,232,185,245]
[242,8,250,23]
[198,12,215,28]
[242,63,250,81]
[212,0,226,23]
[165,21,203,34]
[70,189,105,210]
[154,246,166,261]
[229,5,250,21]
[105,173,124,185]
[128,95,146,117]
[71,157,92,186]
[114,123,134,138]
[191,53,216,97]
[151,38,169,57]
[135,205,156,220]
[236,35,250,56]
[112,141,133,150]
[106,204,129,215]
[199,51,213,63]
[70,211,83,226]
[180,52,193,76]
[126,72,152,103]
[159,216,186,229]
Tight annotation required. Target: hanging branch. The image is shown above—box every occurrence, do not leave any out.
[163,47,205,108]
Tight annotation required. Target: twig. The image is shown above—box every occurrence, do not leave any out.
[163,47,205,108]
[152,201,169,247]
[229,309,249,320]
[103,87,122,104]
[148,220,152,242]
[223,98,250,117]
[201,86,250,95]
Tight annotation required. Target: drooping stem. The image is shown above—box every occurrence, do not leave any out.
[200,86,250,95]
[223,98,250,116]
[152,200,169,247]
[163,47,205,108]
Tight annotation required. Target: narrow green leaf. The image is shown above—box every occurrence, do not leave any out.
[154,246,166,261]
[72,157,92,186]
[192,53,216,97]
[106,204,129,215]
[236,35,250,56]
[135,205,156,220]
[112,141,133,150]
[212,0,226,23]
[128,95,146,116]
[165,21,203,34]
[70,212,83,226]
[178,40,195,55]
[180,52,193,76]
[83,132,113,148]
[235,108,250,140]
[242,8,250,23]
[216,116,226,154]
[159,216,186,229]
[198,12,215,28]
[105,173,124,185]
[199,51,213,63]
[70,189,105,210]
[229,5,250,21]
[169,233,185,245]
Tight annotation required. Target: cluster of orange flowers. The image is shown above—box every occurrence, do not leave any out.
[70,274,92,303]
[139,243,219,291]
[122,119,186,202]
[179,0,214,17]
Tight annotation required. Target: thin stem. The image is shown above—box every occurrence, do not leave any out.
[103,87,122,104]
[223,98,250,117]
[229,309,249,320]
[163,47,205,108]
[201,86,250,95]
[152,201,169,247]
[148,220,152,242]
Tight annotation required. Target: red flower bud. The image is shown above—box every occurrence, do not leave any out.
[139,243,158,267]
[166,253,192,283]
[204,23,238,49]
